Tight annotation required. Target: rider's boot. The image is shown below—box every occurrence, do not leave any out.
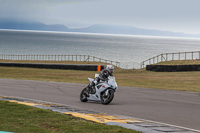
[88,82,96,93]
[85,82,95,97]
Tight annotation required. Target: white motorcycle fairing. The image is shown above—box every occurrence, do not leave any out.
[87,76,117,102]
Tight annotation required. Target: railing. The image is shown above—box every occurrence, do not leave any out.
[118,62,140,69]
[141,51,200,68]
[0,54,120,67]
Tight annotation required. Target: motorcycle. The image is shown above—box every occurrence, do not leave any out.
[80,74,118,105]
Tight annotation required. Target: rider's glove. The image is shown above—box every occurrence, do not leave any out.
[94,81,98,85]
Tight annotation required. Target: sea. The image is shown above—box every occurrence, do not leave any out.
[1,29,200,69]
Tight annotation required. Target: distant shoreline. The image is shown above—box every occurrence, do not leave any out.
[1,28,200,40]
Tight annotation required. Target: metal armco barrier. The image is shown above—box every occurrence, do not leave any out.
[0,54,120,68]
[0,62,105,71]
[146,64,200,72]
[141,51,200,68]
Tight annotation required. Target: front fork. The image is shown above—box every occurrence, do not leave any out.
[105,89,109,96]
[105,89,115,96]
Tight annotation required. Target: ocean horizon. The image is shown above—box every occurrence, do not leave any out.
[1,29,200,68]
[1,29,200,40]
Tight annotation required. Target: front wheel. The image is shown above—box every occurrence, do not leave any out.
[100,89,114,105]
[80,88,88,102]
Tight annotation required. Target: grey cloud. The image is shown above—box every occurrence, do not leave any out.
[0,0,200,33]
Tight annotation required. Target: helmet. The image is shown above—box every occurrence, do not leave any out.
[106,65,114,74]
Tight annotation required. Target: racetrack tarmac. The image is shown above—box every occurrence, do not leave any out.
[0,78,199,131]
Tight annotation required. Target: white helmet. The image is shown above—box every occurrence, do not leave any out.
[106,65,114,74]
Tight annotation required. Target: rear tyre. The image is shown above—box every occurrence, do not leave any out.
[80,88,88,102]
[100,89,114,105]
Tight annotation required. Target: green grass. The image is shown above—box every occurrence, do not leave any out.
[115,69,200,92]
[0,100,141,133]
[0,66,95,84]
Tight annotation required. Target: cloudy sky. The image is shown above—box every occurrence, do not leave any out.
[0,0,200,34]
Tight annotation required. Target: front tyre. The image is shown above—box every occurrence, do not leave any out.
[100,89,114,105]
[80,88,88,102]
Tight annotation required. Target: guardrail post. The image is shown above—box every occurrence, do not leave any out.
[141,62,143,69]
[157,55,159,63]
[192,52,194,60]
[199,51,200,59]
[185,52,187,60]
[152,57,154,64]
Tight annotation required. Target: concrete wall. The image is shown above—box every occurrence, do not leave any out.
[146,65,200,72]
[0,62,105,71]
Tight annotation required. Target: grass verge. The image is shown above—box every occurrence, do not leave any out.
[0,100,141,133]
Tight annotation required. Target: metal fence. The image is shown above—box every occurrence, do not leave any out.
[118,62,141,69]
[141,51,200,68]
[0,54,121,67]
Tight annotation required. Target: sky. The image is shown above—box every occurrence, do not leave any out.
[0,0,200,34]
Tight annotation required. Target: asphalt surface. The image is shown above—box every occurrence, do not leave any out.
[0,78,199,131]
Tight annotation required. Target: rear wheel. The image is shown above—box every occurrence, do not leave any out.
[80,88,88,102]
[100,89,114,105]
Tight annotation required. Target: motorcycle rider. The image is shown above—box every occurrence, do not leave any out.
[87,65,114,94]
